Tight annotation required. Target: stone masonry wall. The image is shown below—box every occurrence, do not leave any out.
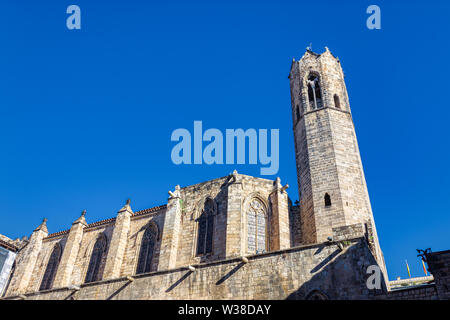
[3,238,382,300]
[5,173,291,296]
[375,250,450,300]
[4,209,166,295]
[384,284,438,300]
[174,174,289,267]
[120,212,166,276]
[426,250,450,300]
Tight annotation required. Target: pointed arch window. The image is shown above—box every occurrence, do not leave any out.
[247,198,267,254]
[196,198,216,255]
[334,94,341,109]
[307,74,323,110]
[136,225,158,274]
[39,244,61,291]
[85,235,107,283]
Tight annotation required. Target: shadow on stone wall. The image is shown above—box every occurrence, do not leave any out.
[215,262,245,285]
[286,240,387,300]
[166,270,193,292]
[107,281,132,300]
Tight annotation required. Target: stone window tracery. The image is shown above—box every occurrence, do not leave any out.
[85,234,106,283]
[247,198,267,254]
[136,225,157,274]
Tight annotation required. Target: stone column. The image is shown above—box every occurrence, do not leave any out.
[103,200,132,280]
[158,185,182,270]
[7,218,48,295]
[53,211,87,288]
[225,170,243,257]
[269,177,290,251]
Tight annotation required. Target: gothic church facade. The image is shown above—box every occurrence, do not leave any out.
[1,48,391,300]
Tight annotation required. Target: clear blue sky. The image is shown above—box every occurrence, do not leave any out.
[0,0,449,280]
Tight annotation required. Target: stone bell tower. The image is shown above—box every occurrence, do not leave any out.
[289,47,384,265]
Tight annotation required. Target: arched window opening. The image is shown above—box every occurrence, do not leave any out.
[196,198,215,255]
[247,198,267,254]
[324,193,331,207]
[307,74,323,110]
[306,290,328,300]
[334,94,341,109]
[39,244,61,291]
[136,225,157,274]
[85,235,107,283]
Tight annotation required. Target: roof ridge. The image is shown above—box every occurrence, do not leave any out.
[132,204,167,216]
[0,238,19,252]
[44,204,166,239]
[45,230,70,239]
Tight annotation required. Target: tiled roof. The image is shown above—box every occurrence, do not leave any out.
[0,238,19,252]
[86,217,116,229]
[44,204,166,239]
[132,204,167,217]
